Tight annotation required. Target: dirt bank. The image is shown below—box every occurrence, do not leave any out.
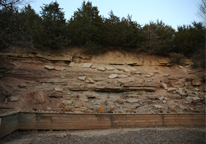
[0,48,205,114]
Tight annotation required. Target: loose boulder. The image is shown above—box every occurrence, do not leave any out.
[96,107,105,113]
[97,67,106,71]
[45,65,55,70]
[54,88,63,92]
[18,84,27,88]
[82,63,93,68]
[10,96,20,102]
[192,97,203,103]
[105,66,114,71]
[160,82,168,90]
[87,77,95,84]
[69,62,75,67]
[145,75,152,78]
[123,68,131,72]
[154,105,162,109]
[47,92,63,98]
[78,76,86,81]
[110,105,115,112]
[108,74,118,79]
[116,99,124,104]
[164,74,170,77]
[167,87,177,93]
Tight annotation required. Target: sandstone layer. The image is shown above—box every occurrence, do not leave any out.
[0,49,205,114]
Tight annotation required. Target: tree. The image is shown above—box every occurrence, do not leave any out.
[68,1,103,47]
[19,4,41,48]
[39,1,68,49]
[0,0,29,48]
[174,22,205,56]
[0,0,25,10]
[140,20,175,55]
[104,13,141,48]
[198,0,206,23]
[122,15,141,48]
[104,10,121,46]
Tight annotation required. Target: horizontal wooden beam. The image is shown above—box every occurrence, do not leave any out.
[0,112,205,138]
[18,113,205,130]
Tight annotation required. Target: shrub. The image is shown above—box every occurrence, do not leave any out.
[191,46,205,68]
[84,41,105,55]
[170,54,185,65]
[191,57,205,68]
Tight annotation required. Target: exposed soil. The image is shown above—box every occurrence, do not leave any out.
[0,48,205,114]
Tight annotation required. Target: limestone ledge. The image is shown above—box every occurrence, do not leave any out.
[0,52,175,66]
[0,52,72,61]
[65,85,156,92]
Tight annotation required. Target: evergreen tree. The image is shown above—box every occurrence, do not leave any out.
[140,20,175,55]
[120,15,141,48]
[68,1,103,48]
[0,0,30,48]
[0,1,18,47]
[174,22,205,56]
[104,10,121,46]
[104,12,141,48]
[19,4,41,48]
[40,1,68,49]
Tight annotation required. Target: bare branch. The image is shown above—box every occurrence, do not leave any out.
[197,0,206,23]
[0,0,26,10]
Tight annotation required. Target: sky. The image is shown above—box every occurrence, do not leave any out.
[23,0,203,31]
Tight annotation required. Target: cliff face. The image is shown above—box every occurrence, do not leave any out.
[0,48,205,114]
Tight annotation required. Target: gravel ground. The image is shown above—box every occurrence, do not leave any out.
[1,128,205,144]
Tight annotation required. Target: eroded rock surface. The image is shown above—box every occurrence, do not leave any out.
[0,50,205,114]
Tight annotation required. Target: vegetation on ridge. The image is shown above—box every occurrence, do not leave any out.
[0,1,205,67]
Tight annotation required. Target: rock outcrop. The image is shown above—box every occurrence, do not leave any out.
[0,49,205,114]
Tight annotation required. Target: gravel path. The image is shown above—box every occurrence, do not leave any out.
[1,128,205,144]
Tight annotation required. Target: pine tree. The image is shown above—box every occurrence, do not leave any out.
[174,22,205,56]
[0,0,29,48]
[68,1,103,47]
[40,1,68,49]
[19,4,41,48]
[104,10,121,46]
[140,20,175,55]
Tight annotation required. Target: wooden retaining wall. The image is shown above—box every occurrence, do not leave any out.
[0,112,20,138]
[0,112,205,138]
[18,113,205,130]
